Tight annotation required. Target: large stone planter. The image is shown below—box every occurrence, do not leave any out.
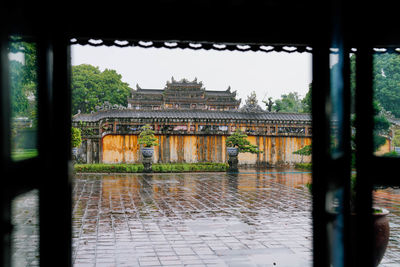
[227,147,239,172]
[350,208,390,267]
[141,147,154,173]
[371,208,390,267]
[141,147,154,158]
[72,147,78,162]
[227,147,239,157]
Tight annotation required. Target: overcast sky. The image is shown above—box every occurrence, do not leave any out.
[71,45,312,106]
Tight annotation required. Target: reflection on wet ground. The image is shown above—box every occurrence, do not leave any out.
[9,169,399,266]
[73,169,313,266]
[10,170,400,266]
[71,170,400,266]
[11,189,39,267]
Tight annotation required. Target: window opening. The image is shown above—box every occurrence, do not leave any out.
[371,51,400,158]
[70,41,314,266]
[8,36,38,161]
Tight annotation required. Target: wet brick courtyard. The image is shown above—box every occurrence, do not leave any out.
[72,170,313,267]
[10,170,400,266]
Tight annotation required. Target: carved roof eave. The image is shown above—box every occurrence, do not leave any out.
[70,39,313,54]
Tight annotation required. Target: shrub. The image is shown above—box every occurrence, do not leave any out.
[225,129,262,154]
[71,127,82,148]
[294,163,312,170]
[382,151,399,157]
[138,124,158,147]
[74,163,228,173]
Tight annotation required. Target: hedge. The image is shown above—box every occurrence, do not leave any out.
[294,163,312,170]
[74,162,228,173]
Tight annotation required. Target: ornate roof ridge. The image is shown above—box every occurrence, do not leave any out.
[166,76,203,86]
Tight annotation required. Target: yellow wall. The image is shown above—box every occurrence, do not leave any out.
[375,138,392,156]
[102,134,311,166]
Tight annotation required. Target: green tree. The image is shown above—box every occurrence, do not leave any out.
[293,144,312,156]
[393,129,400,147]
[373,53,400,117]
[273,92,304,113]
[71,64,131,114]
[138,124,159,147]
[373,101,391,151]
[301,83,312,113]
[350,53,400,117]
[10,60,29,116]
[8,40,37,118]
[347,55,392,152]
[226,129,262,154]
[292,144,312,163]
[262,97,274,112]
[9,39,37,85]
[71,127,82,148]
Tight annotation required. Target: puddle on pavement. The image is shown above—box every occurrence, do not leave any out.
[72,169,314,266]
[185,217,254,234]
[11,189,39,267]
[70,169,400,266]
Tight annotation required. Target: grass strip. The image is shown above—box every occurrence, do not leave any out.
[11,149,38,161]
[74,162,228,173]
[294,163,312,170]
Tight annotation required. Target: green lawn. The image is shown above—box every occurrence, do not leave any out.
[11,149,38,161]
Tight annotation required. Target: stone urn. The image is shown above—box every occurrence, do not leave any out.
[371,209,390,267]
[227,147,239,172]
[72,147,78,161]
[141,147,154,173]
[350,208,390,267]
[227,147,239,157]
[141,147,154,158]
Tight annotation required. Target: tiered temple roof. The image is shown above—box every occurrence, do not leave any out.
[128,77,241,110]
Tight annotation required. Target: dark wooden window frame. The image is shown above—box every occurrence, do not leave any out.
[2,2,400,267]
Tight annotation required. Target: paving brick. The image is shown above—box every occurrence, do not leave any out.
[12,170,400,266]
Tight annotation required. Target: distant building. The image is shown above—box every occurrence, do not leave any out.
[128,77,241,111]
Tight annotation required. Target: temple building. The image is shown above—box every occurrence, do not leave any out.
[128,77,241,110]
[73,96,313,166]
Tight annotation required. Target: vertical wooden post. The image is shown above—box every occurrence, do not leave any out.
[0,28,11,267]
[354,47,374,267]
[38,36,71,267]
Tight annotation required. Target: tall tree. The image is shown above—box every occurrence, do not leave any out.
[9,40,37,118]
[301,83,312,113]
[372,101,391,151]
[349,53,400,117]
[348,54,393,151]
[262,96,274,112]
[10,60,29,116]
[273,92,304,113]
[71,64,131,114]
[373,53,400,117]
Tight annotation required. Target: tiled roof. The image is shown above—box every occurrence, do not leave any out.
[388,118,400,126]
[73,109,311,123]
[135,89,164,94]
[134,88,235,96]
[205,90,235,96]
